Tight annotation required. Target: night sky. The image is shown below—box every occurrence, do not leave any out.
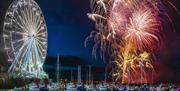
[0,0,180,82]
[36,0,106,66]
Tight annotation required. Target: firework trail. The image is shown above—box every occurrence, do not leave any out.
[85,0,176,84]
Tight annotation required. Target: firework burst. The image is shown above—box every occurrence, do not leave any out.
[86,0,176,84]
[124,8,161,53]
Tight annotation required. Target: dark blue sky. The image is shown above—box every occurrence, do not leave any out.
[36,0,105,66]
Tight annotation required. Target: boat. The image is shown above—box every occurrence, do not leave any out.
[29,83,38,91]
[98,84,108,91]
[47,82,60,90]
[98,67,108,91]
[66,82,77,91]
[85,84,96,91]
[84,65,96,91]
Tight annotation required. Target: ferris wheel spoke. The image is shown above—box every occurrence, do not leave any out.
[36,21,44,33]
[28,5,34,27]
[36,26,45,34]
[19,38,34,64]
[27,5,33,26]
[10,39,26,55]
[16,38,32,57]
[36,21,42,34]
[13,25,27,34]
[35,38,45,51]
[15,13,29,33]
[31,9,37,30]
[36,13,43,30]
[37,32,46,37]
[25,6,32,26]
[36,42,44,57]
[16,9,31,30]
[9,42,23,56]
[34,14,40,29]
[17,38,32,58]
[13,18,29,33]
[33,41,42,62]
[13,31,28,36]
[21,8,31,30]
[9,38,31,72]
[26,39,36,66]
[17,39,34,70]
[12,38,25,45]
[32,16,38,33]
[20,9,29,27]
[36,39,46,46]
[28,6,35,29]
[36,36,46,41]
[35,38,46,54]
[32,7,36,27]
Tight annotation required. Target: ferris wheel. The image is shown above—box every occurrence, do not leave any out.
[3,0,48,78]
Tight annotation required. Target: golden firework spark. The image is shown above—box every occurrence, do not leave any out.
[86,0,176,84]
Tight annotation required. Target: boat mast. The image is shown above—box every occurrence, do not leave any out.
[89,65,91,84]
[57,54,60,83]
[91,72,93,85]
[86,70,88,84]
[71,70,73,82]
[105,67,107,83]
[77,65,81,83]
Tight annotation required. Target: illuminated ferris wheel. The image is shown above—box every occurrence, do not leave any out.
[3,0,48,78]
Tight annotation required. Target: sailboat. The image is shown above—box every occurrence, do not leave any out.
[48,54,61,90]
[85,65,96,91]
[66,70,77,91]
[98,67,108,91]
[57,54,60,83]
[77,65,83,90]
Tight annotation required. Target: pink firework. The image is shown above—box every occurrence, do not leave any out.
[86,0,176,84]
